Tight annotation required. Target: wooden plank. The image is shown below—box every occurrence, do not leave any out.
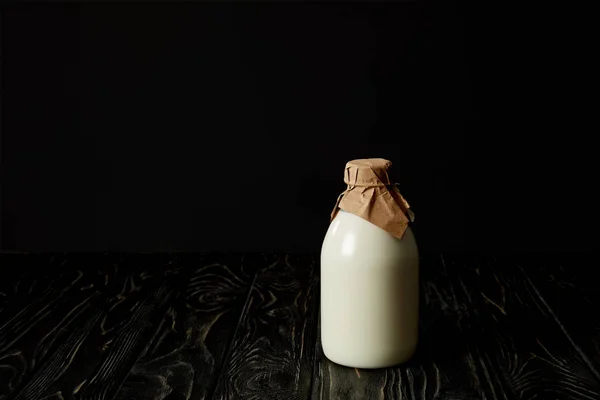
[3,252,597,399]
[0,253,107,398]
[510,253,600,398]
[311,253,600,399]
[311,253,487,400]
[61,256,173,400]
[0,254,174,400]
[444,254,600,399]
[211,253,319,400]
[115,253,260,400]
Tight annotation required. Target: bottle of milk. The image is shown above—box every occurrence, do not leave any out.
[321,158,419,368]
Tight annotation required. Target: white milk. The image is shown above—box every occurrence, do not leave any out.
[320,210,419,368]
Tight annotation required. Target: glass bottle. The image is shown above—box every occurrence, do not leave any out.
[321,158,419,368]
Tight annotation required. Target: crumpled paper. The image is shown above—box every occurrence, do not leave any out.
[330,158,415,239]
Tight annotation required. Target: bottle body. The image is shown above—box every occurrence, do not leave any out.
[320,210,419,368]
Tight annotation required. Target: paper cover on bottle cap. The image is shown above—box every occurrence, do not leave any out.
[330,158,414,239]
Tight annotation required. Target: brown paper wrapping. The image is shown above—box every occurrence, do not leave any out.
[330,158,415,239]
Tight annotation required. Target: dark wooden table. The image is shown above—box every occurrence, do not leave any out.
[0,253,598,399]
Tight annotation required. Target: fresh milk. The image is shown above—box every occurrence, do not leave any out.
[320,210,419,368]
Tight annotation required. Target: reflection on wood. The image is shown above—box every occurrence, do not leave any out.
[0,253,598,399]
[312,253,485,400]
[312,253,600,399]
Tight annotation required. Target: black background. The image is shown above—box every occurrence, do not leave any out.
[1,3,594,254]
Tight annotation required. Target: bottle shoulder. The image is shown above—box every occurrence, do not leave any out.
[322,211,418,264]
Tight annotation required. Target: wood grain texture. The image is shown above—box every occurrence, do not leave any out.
[212,254,319,400]
[115,254,259,400]
[508,253,600,399]
[0,253,107,398]
[312,253,600,400]
[440,254,600,400]
[311,253,486,400]
[0,254,174,400]
[1,252,599,400]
